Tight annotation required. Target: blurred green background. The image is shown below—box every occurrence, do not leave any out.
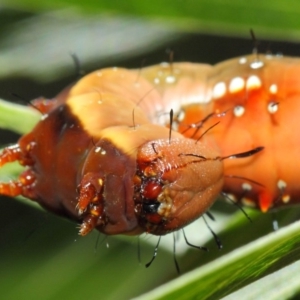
[1,1,300,299]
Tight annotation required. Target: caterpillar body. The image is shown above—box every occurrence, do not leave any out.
[177,54,300,212]
[2,53,287,237]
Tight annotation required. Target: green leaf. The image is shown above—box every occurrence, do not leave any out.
[134,221,300,299]
[0,12,182,81]
[3,0,300,40]
[0,99,40,134]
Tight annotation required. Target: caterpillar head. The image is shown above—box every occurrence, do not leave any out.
[134,138,224,235]
[77,124,223,236]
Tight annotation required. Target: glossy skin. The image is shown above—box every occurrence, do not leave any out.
[176,54,300,212]
[0,67,225,236]
[127,55,299,212]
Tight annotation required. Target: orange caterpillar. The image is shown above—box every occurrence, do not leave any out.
[0,55,268,237]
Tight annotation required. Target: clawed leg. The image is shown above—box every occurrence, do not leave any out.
[76,173,107,236]
[0,142,35,167]
[0,169,37,199]
[1,145,108,236]
[0,180,23,197]
[0,144,37,199]
[0,145,22,167]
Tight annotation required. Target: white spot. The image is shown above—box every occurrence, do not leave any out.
[273,219,279,231]
[165,75,176,84]
[241,197,256,207]
[176,110,185,122]
[268,102,279,114]
[96,71,102,77]
[212,82,226,99]
[154,77,160,84]
[269,84,278,94]
[112,67,118,71]
[171,122,178,131]
[229,77,245,93]
[266,53,273,59]
[160,62,169,68]
[282,195,290,203]
[239,57,247,64]
[78,208,85,215]
[224,193,237,203]
[41,114,48,121]
[95,147,106,155]
[157,194,172,217]
[133,81,141,88]
[246,75,262,90]
[242,183,252,191]
[233,105,245,117]
[277,179,287,190]
[250,60,264,69]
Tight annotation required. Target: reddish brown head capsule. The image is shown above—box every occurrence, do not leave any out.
[134,138,223,235]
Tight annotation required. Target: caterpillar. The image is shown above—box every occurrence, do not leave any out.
[0,54,273,237]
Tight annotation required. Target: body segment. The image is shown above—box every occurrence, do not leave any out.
[177,54,300,211]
